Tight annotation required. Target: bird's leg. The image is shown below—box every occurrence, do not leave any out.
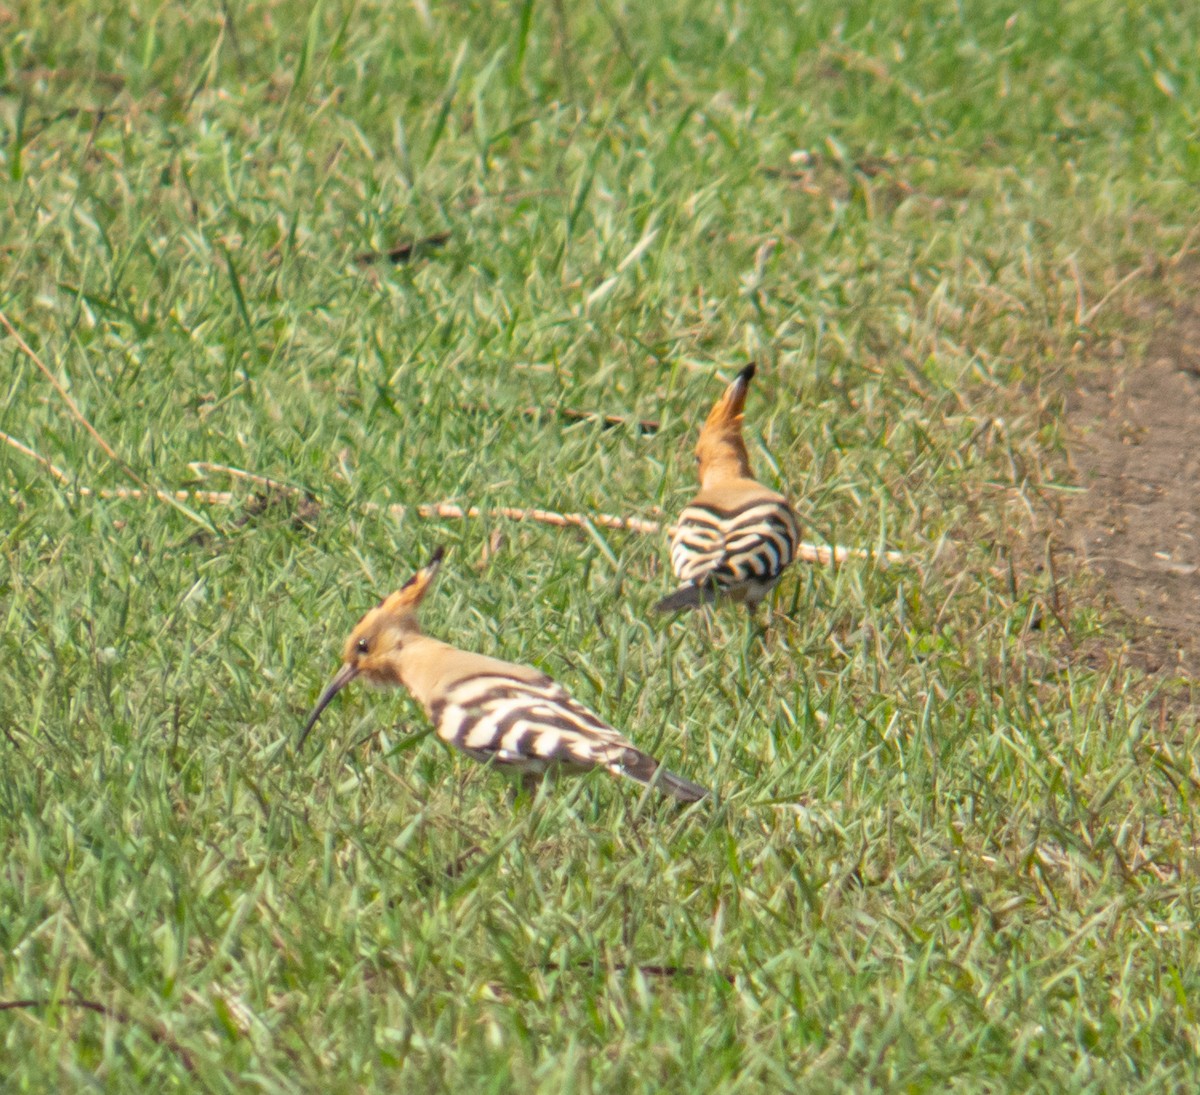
[700,603,721,647]
[751,601,770,645]
[508,770,544,806]
[522,771,543,798]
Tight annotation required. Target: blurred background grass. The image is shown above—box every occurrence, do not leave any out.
[2,0,1199,1088]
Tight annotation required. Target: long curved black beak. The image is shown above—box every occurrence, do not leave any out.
[298,663,359,750]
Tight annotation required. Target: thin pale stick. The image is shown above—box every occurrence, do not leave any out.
[1081,262,1154,326]
[18,452,908,567]
[2,441,232,505]
[0,429,71,483]
[187,468,665,533]
[8,487,235,506]
[384,501,905,565]
[98,487,235,505]
[796,541,906,567]
[382,500,664,536]
[1,310,131,471]
[1168,221,1200,268]
[0,311,214,530]
[188,460,305,495]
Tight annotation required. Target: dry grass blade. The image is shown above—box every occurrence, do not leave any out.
[1081,261,1155,326]
[0,429,71,483]
[188,460,305,494]
[0,311,214,531]
[0,311,130,470]
[0,996,196,1074]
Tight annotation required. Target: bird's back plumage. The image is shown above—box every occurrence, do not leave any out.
[302,550,708,803]
[658,365,800,613]
[667,481,800,600]
[427,667,704,800]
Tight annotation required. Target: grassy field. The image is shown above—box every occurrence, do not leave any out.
[2,0,1199,1088]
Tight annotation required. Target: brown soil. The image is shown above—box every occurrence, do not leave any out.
[1060,291,1200,679]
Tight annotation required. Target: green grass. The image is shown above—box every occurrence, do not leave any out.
[2,0,1200,1088]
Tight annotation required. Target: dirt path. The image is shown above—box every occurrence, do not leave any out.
[1061,293,1200,678]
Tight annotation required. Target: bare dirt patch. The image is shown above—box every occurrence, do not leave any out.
[1060,289,1200,678]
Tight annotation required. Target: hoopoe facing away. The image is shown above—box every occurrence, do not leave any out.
[656,363,801,614]
[300,548,708,802]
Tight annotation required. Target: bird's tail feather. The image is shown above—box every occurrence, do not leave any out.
[654,583,716,614]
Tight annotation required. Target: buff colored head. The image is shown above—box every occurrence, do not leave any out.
[298,546,444,747]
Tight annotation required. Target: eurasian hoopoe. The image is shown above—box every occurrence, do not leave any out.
[656,363,801,614]
[300,547,708,802]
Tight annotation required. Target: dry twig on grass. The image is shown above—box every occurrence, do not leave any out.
[2,435,233,506]
[461,401,662,435]
[1080,262,1156,326]
[7,447,907,568]
[384,499,666,537]
[0,996,196,1074]
[0,311,214,531]
[188,460,301,494]
[185,465,906,564]
[0,429,72,483]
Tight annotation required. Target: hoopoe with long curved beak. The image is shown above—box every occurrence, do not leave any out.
[656,363,801,614]
[300,547,708,802]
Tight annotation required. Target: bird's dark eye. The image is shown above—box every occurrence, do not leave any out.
[356,638,370,654]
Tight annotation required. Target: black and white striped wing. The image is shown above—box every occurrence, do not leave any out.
[670,498,800,594]
[429,674,644,777]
